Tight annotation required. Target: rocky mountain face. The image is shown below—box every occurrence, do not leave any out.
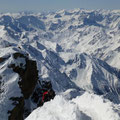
[0,47,55,120]
[0,9,120,120]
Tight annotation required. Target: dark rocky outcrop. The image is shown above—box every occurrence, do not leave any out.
[31,81,55,107]
[8,52,55,120]
[0,57,6,63]
[8,52,39,120]
[8,97,24,120]
[11,53,39,99]
[0,75,3,93]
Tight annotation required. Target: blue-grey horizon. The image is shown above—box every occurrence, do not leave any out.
[0,0,120,13]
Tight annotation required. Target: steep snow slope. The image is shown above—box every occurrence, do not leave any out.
[26,92,120,120]
[0,47,39,119]
[61,53,120,103]
[0,48,25,119]
[1,43,120,119]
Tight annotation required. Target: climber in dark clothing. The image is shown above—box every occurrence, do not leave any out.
[32,81,55,107]
[42,89,55,103]
[38,81,55,107]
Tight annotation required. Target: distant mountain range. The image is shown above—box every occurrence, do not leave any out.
[0,9,120,120]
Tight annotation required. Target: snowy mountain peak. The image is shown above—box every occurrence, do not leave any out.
[0,9,120,120]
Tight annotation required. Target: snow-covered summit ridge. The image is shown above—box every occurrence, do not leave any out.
[26,92,120,120]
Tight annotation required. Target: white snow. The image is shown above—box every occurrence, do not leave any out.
[0,9,120,120]
[26,92,120,120]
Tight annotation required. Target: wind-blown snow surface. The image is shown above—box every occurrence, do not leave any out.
[26,92,120,120]
[0,9,120,120]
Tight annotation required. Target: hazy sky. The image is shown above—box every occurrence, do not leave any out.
[0,0,120,13]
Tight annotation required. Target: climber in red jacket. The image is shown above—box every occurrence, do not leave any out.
[42,91,49,103]
[42,89,55,103]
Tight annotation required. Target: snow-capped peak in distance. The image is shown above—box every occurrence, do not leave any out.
[0,9,119,68]
[0,9,120,120]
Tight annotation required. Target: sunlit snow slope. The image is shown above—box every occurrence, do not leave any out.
[0,9,120,120]
[26,92,120,120]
